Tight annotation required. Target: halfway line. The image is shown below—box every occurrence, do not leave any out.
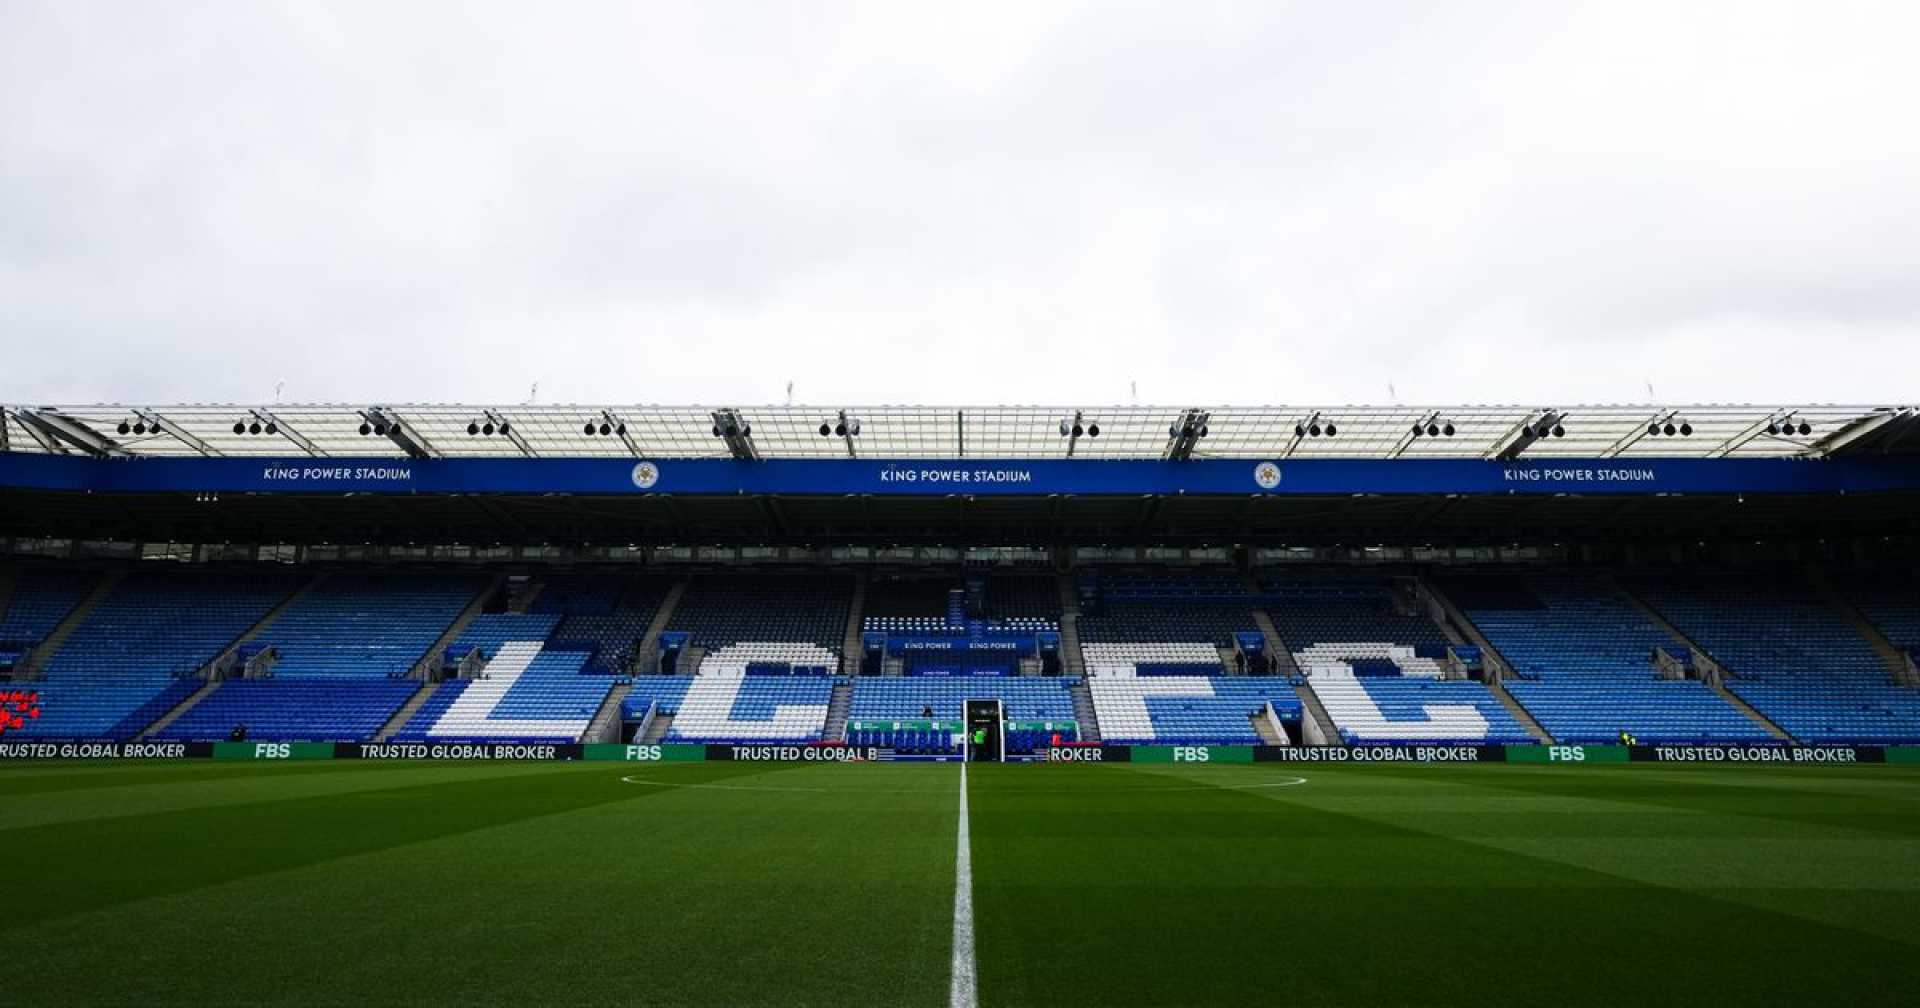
[950,759,977,1008]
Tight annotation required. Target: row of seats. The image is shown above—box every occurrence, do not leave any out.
[394,642,613,742]
[1309,674,1534,744]
[156,679,419,743]
[1633,575,1920,743]
[1451,573,1774,743]
[20,571,303,739]
[848,678,1076,721]
[262,574,483,678]
[1089,676,1301,745]
[1081,642,1222,677]
[0,568,98,643]
[666,675,833,743]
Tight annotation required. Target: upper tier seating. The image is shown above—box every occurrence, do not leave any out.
[1842,576,1920,653]
[669,574,852,675]
[1081,642,1223,677]
[1632,575,1920,743]
[665,675,832,743]
[1076,575,1255,677]
[1089,676,1302,745]
[864,577,961,618]
[981,575,1063,621]
[156,679,418,743]
[452,613,562,659]
[17,571,302,740]
[1266,579,1449,678]
[1451,572,1772,743]
[262,574,484,678]
[542,574,676,673]
[1308,673,1534,744]
[0,569,98,643]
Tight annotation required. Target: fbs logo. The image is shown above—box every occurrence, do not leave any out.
[631,461,661,490]
[1253,461,1282,489]
[0,689,41,736]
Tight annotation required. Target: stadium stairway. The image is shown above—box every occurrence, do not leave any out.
[211,571,331,670]
[1413,576,1515,679]
[505,576,544,613]
[1808,571,1913,680]
[1251,706,1289,744]
[823,679,852,741]
[136,678,221,741]
[1068,678,1102,742]
[637,578,688,674]
[638,711,674,743]
[840,573,868,676]
[582,682,629,743]
[1485,678,1554,743]
[1292,681,1338,744]
[16,569,122,678]
[414,574,505,677]
[1246,605,1301,678]
[133,572,360,740]
[1707,679,1794,741]
[1605,574,1797,739]
[1058,574,1088,678]
[375,682,441,741]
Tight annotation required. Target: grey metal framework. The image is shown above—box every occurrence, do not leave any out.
[1,402,1913,461]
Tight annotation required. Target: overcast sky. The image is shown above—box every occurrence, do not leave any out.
[2,1,1915,409]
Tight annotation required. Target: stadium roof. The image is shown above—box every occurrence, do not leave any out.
[5,403,1917,461]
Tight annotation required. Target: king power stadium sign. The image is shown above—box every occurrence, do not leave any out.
[5,453,1920,497]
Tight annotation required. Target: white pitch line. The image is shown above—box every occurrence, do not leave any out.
[950,759,977,1008]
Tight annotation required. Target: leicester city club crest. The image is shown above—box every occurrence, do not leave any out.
[1253,461,1281,489]
[631,461,661,490]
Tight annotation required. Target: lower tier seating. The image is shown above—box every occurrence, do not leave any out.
[1506,680,1774,744]
[156,679,419,742]
[1308,675,1533,744]
[849,677,1077,721]
[665,676,833,743]
[1728,682,1920,744]
[13,679,200,741]
[393,641,613,743]
[1089,676,1302,745]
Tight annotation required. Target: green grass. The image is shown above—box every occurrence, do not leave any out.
[4,760,1919,1006]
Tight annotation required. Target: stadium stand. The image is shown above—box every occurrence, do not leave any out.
[262,573,485,678]
[539,573,676,674]
[10,571,302,739]
[158,573,488,743]
[156,679,418,742]
[1266,578,1450,677]
[1630,575,1920,744]
[1447,572,1775,743]
[0,568,97,645]
[1306,673,1534,744]
[665,675,833,743]
[1088,676,1301,745]
[667,573,853,676]
[1075,573,1256,675]
[391,646,613,743]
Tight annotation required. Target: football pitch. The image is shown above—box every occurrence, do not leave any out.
[6,760,1919,1007]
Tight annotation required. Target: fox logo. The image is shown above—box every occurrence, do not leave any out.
[0,689,40,735]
